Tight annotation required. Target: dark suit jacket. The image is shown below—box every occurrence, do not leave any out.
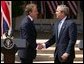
[45,18,77,62]
[18,16,37,59]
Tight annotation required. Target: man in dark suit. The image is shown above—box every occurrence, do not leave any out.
[37,5,77,63]
[18,4,38,63]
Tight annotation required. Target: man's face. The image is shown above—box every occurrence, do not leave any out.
[30,6,38,19]
[55,6,63,19]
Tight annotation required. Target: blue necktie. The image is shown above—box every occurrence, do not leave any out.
[58,21,62,38]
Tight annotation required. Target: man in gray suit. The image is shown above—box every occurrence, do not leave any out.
[37,5,77,63]
[18,4,38,63]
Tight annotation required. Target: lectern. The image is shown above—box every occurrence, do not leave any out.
[1,37,26,63]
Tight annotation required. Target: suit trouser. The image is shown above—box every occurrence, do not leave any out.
[20,58,33,63]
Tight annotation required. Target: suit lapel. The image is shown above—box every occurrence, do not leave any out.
[27,17,37,36]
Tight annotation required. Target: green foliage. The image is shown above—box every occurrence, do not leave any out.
[12,1,24,18]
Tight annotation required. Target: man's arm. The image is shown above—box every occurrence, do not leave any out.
[37,35,55,50]
[61,22,77,62]
[66,22,77,54]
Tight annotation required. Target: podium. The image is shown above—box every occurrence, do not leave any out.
[1,38,26,63]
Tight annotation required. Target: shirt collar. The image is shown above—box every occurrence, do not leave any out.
[28,15,33,21]
[60,16,67,23]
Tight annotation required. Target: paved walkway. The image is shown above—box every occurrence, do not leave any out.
[1,39,83,63]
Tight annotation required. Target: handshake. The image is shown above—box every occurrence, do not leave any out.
[36,43,45,50]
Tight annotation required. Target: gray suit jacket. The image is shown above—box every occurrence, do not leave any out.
[45,18,77,62]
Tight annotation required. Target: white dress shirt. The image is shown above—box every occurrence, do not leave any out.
[28,15,33,21]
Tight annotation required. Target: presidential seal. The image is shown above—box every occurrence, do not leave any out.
[3,38,14,49]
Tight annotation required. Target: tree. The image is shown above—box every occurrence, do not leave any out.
[12,1,24,18]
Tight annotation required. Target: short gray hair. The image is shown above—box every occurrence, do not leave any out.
[25,4,37,15]
[57,5,69,16]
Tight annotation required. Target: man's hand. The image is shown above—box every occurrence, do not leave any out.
[36,43,44,50]
[61,52,69,62]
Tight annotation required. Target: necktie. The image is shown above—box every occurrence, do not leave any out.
[58,21,62,38]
